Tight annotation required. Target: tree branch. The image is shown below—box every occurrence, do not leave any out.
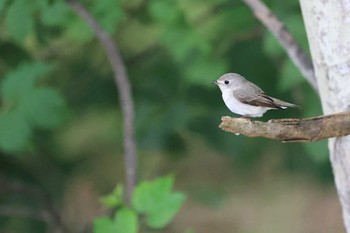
[219,112,350,142]
[0,177,69,233]
[65,0,137,204]
[242,0,318,92]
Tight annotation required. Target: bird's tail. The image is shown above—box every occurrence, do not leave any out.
[271,98,301,109]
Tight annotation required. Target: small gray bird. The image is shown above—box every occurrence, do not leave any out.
[213,73,300,117]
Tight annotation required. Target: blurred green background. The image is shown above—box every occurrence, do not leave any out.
[0,0,343,232]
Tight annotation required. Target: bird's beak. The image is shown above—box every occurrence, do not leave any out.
[212,80,218,85]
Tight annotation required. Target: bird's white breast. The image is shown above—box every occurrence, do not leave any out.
[222,90,268,117]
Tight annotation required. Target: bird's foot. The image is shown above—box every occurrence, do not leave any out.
[240,116,252,121]
[268,118,300,125]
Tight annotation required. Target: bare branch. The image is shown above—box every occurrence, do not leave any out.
[242,0,318,92]
[219,112,350,142]
[65,0,137,204]
[0,177,69,233]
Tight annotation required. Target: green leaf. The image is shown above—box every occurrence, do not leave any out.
[132,175,174,212]
[100,184,124,208]
[99,8,124,34]
[5,0,34,42]
[1,62,53,104]
[93,0,125,34]
[94,217,113,233]
[94,208,138,233]
[0,62,65,153]
[146,192,185,228]
[278,61,304,91]
[149,0,182,25]
[0,111,31,152]
[66,0,124,41]
[132,175,185,229]
[66,18,94,42]
[18,88,65,128]
[41,1,70,26]
[112,208,138,233]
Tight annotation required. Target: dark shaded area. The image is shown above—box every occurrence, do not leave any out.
[0,0,337,233]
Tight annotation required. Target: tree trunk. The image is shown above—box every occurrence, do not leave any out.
[300,1,350,231]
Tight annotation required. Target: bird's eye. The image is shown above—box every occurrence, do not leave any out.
[224,80,229,85]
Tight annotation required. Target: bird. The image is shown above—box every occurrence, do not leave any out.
[213,73,300,117]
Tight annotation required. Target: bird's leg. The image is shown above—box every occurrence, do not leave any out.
[268,118,300,125]
[240,115,252,121]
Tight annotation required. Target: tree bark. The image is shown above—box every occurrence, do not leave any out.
[219,112,350,142]
[300,1,350,231]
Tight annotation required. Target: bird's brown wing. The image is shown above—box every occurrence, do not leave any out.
[232,86,282,109]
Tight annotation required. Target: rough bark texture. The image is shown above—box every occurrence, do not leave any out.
[242,0,318,91]
[300,0,350,231]
[219,112,350,142]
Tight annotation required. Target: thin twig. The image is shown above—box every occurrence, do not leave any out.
[65,0,137,204]
[0,177,69,233]
[242,0,318,92]
[219,112,350,142]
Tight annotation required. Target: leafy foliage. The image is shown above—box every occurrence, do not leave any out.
[100,184,124,208]
[94,208,138,233]
[66,0,125,41]
[0,0,331,232]
[5,0,34,42]
[94,176,185,232]
[132,175,185,228]
[3,0,124,43]
[40,1,70,26]
[0,62,65,152]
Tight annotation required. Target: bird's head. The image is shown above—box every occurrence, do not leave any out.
[213,73,245,92]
